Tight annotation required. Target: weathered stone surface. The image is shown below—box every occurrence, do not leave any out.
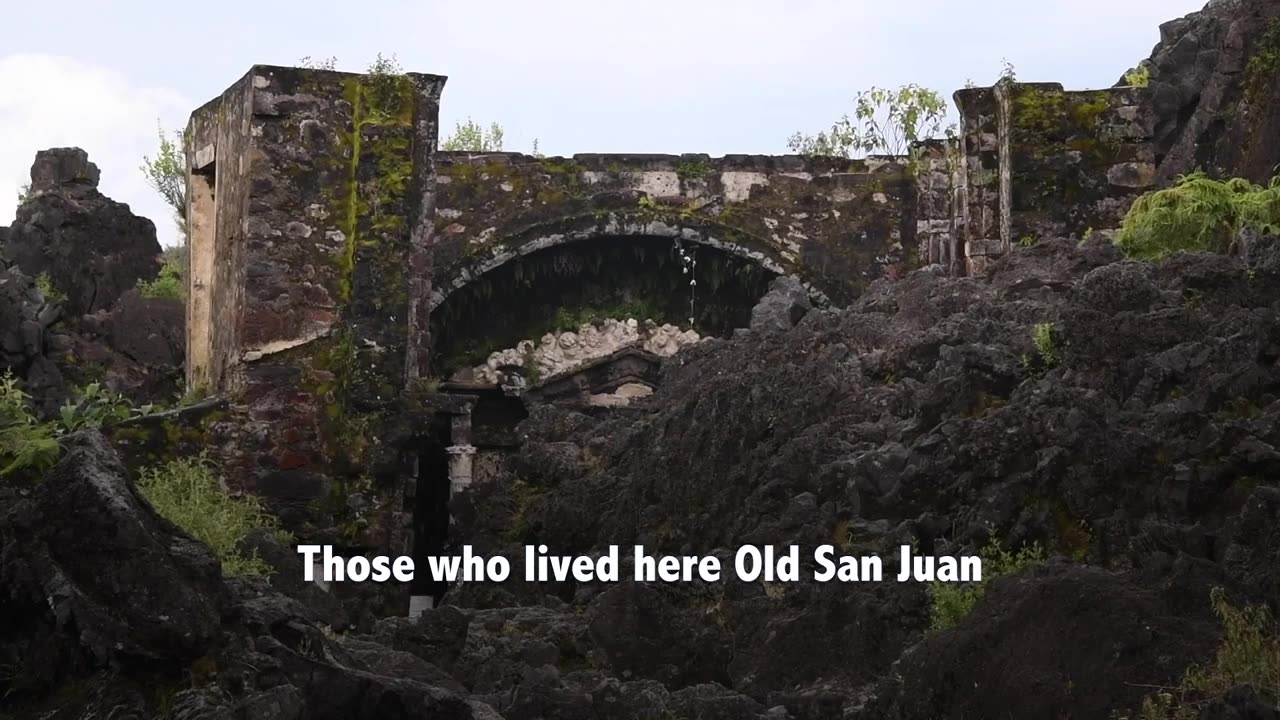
[0,432,226,687]
[432,153,909,310]
[3,148,162,316]
[749,275,812,334]
[1142,0,1280,184]
[28,146,101,191]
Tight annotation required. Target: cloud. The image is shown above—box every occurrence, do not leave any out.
[0,54,190,246]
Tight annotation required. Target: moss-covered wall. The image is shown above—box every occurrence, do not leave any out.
[186,65,445,550]
[1005,83,1154,243]
[430,152,915,322]
[953,81,1154,272]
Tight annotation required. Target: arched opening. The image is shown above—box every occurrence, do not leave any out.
[429,234,779,377]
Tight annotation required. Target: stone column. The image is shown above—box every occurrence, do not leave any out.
[447,444,476,494]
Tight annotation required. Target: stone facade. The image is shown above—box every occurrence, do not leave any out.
[432,153,915,312]
[949,82,1155,273]
[184,65,448,572]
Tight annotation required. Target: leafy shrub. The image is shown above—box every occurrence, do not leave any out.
[928,537,1045,633]
[0,372,60,478]
[1123,587,1279,719]
[1116,173,1280,261]
[788,83,950,158]
[57,382,134,433]
[136,455,290,577]
[137,246,186,300]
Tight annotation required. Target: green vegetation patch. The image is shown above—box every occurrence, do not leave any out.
[137,455,291,577]
[0,373,60,479]
[1116,173,1280,261]
[1122,587,1279,719]
[928,538,1045,633]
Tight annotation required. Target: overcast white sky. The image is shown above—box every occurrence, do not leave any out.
[0,0,1205,247]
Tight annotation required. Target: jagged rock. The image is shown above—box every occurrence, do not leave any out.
[103,288,185,368]
[749,275,812,335]
[3,147,162,316]
[0,432,226,689]
[28,146,102,191]
[1143,0,1280,183]
[867,561,1222,719]
[447,234,1280,715]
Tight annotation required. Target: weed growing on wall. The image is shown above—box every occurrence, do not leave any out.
[1116,173,1280,260]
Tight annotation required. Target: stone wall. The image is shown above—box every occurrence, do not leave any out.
[431,153,916,315]
[185,65,446,554]
[951,81,1155,273]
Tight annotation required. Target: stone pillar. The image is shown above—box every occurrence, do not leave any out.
[447,444,476,494]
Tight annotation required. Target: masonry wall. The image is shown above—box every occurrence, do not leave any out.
[187,66,446,553]
[1005,83,1154,242]
[951,81,1154,272]
[185,72,253,393]
[431,153,916,318]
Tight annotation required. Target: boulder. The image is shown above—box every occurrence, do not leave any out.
[3,148,162,316]
[749,275,812,335]
[1142,0,1280,184]
[0,431,226,689]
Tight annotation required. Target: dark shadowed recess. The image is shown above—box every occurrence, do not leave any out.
[429,235,778,374]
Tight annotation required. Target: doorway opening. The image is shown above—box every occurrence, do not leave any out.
[410,420,453,611]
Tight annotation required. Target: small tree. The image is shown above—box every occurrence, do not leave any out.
[788,83,949,158]
[441,118,505,152]
[140,122,187,235]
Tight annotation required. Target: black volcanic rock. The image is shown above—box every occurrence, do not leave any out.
[0,432,226,688]
[1142,0,1280,183]
[3,147,162,316]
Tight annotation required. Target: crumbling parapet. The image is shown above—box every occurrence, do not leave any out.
[912,138,963,273]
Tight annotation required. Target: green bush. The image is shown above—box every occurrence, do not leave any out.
[928,537,1045,633]
[136,455,291,577]
[57,382,134,432]
[136,249,185,300]
[0,372,60,478]
[1116,173,1280,261]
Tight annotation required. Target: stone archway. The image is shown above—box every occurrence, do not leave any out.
[426,222,809,381]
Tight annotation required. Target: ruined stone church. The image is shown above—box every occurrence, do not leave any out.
[184,63,1154,612]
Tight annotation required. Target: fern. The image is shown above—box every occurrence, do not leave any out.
[1117,173,1280,260]
[0,372,60,478]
